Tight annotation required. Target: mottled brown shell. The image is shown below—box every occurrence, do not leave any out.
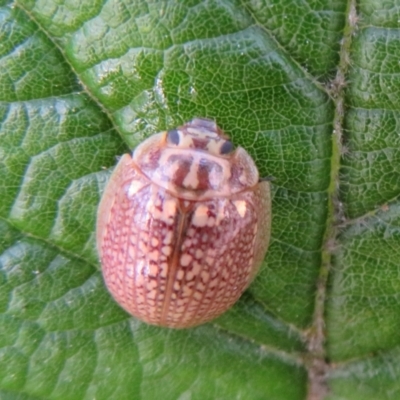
[97,118,271,328]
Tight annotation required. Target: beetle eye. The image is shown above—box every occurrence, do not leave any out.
[220,140,234,154]
[167,129,180,145]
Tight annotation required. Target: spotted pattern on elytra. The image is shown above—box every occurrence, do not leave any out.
[164,193,264,327]
[102,179,180,324]
[97,118,271,328]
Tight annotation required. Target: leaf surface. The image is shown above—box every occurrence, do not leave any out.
[0,0,398,399]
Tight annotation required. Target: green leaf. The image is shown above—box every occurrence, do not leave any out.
[1,0,399,398]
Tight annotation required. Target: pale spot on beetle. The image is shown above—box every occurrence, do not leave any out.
[177,130,194,147]
[182,162,199,189]
[147,302,157,312]
[209,279,218,288]
[205,139,221,155]
[160,263,168,278]
[148,250,159,262]
[195,249,203,259]
[193,292,202,301]
[201,270,210,283]
[192,204,210,227]
[147,198,176,225]
[180,254,192,267]
[233,200,247,218]
[182,239,192,250]
[187,228,195,237]
[182,286,193,297]
[163,230,173,245]
[151,237,159,247]
[205,256,213,265]
[162,246,172,256]
[139,241,147,253]
[163,199,177,222]
[128,180,147,197]
[136,274,144,285]
[192,262,201,276]
[128,246,136,259]
[149,264,159,276]
[186,270,194,281]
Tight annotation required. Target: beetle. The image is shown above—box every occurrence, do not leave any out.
[97,118,271,328]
